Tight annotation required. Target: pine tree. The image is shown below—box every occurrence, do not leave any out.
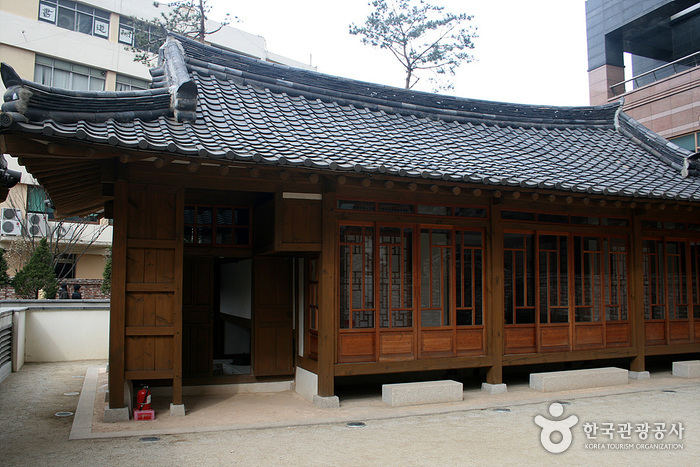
[0,248,10,287]
[12,238,58,299]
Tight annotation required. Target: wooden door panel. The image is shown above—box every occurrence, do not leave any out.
[253,256,294,376]
[182,256,214,378]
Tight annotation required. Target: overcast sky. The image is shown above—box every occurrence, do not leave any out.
[208,0,590,107]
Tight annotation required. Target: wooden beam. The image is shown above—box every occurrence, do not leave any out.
[109,181,128,409]
[408,183,418,192]
[486,199,504,384]
[361,178,371,188]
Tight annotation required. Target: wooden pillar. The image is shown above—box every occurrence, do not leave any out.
[486,200,505,384]
[108,181,128,409]
[317,187,336,396]
[629,213,646,372]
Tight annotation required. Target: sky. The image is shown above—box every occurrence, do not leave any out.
[207,0,590,107]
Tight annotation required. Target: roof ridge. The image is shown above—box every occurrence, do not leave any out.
[170,33,622,128]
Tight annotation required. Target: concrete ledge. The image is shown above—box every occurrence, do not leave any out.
[382,380,463,407]
[481,383,507,395]
[530,367,628,392]
[170,403,186,417]
[672,360,700,378]
[629,371,651,380]
[313,395,340,408]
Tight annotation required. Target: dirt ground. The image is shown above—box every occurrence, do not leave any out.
[1,360,699,466]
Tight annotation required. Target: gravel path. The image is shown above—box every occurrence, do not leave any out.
[1,361,698,466]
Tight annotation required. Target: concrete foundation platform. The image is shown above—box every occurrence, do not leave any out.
[672,360,700,378]
[382,380,463,407]
[530,367,628,392]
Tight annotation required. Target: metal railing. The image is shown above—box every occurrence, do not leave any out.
[611,51,700,96]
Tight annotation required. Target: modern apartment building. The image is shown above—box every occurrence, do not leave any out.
[586,0,700,151]
[0,0,314,291]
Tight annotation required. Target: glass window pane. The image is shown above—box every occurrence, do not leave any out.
[71,73,89,90]
[53,69,71,89]
[77,12,92,34]
[89,77,104,91]
[57,7,75,30]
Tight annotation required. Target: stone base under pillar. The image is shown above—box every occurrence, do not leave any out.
[170,403,186,417]
[104,406,130,423]
[313,395,340,408]
[481,383,507,394]
[628,371,650,380]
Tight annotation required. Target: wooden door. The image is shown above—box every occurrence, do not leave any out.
[110,182,184,407]
[253,256,294,376]
[182,256,215,377]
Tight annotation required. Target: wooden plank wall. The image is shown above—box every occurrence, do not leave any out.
[110,181,184,408]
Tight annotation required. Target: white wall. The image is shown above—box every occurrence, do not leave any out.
[24,309,108,361]
[2,302,109,365]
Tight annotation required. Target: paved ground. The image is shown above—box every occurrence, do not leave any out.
[1,360,699,466]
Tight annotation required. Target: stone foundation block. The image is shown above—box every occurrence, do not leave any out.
[169,403,186,417]
[672,360,700,378]
[313,395,340,408]
[530,367,628,392]
[104,407,130,423]
[382,380,463,407]
[628,371,651,380]
[481,383,507,394]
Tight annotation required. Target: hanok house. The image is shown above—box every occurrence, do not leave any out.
[1,35,700,417]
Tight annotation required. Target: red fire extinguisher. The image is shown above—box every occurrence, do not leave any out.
[136,385,152,411]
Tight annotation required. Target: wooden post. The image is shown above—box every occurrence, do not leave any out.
[317,186,336,396]
[629,214,646,372]
[172,186,185,405]
[486,199,504,384]
[109,181,128,408]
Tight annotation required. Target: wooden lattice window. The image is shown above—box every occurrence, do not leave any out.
[420,229,452,327]
[184,205,251,247]
[378,226,413,328]
[604,238,628,321]
[540,234,570,324]
[504,233,536,324]
[642,239,690,320]
[339,225,375,329]
[693,242,700,320]
[456,230,484,326]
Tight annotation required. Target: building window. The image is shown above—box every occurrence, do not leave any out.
[34,55,105,91]
[116,74,149,91]
[504,232,628,325]
[670,132,699,152]
[118,17,164,54]
[38,1,110,39]
[55,254,76,280]
[184,205,251,247]
[27,185,54,216]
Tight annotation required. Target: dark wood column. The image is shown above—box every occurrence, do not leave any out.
[486,200,504,384]
[317,188,336,396]
[629,213,646,372]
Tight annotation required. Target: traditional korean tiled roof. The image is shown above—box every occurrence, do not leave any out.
[2,34,700,202]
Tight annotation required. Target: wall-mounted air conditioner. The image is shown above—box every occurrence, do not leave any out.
[1,208,22,236]
[25,212,48,237]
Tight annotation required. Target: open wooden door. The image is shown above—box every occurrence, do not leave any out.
[182,256,215,378]
[253,256,294,376]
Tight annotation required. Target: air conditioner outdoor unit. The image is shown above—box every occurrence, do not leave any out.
[25,212,48,237]
[54,223,75,240]
[1,208,22,236]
